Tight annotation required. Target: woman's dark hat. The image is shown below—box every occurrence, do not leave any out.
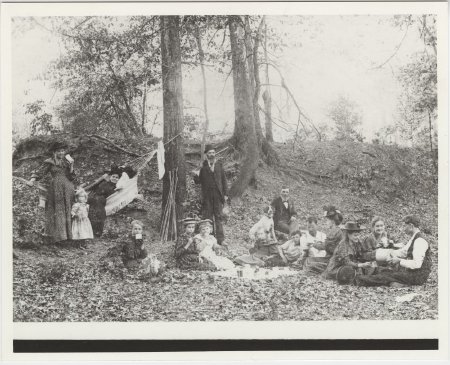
[342,221,365,232]
[204,144,215,153]
[337,265,356,285]
[323,205,341,217]
[49,141,68,153]
[105,164,121,176]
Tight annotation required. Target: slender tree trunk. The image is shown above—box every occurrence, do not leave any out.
[118,84,143,137]
[263,23,274,142]
[244,16,263,142]
[160,15,186,238]
[141,80,147,134]
[109,96,132,139]
[194,26,210,162]
[228,15,259,198]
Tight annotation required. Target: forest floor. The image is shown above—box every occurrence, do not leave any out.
[12,138,439,321]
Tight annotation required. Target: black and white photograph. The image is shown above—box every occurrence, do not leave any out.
[1,0,448,361]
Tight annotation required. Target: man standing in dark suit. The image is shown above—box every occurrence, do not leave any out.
[196,144,228,245]
[271,186,299,236]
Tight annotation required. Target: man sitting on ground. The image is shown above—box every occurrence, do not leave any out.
[355,215,432,288]
[271,186,299,238]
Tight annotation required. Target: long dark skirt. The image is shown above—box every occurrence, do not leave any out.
[45,174,74,243]
[304,257,330,274]
[176,253,216,271]
[356,267,431,287]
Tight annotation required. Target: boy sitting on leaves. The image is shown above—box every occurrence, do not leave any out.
[275,230,305,267]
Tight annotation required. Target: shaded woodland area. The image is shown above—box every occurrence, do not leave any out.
[11,15,439,321]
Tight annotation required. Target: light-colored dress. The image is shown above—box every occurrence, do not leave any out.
[195,234,235,271]
[71,202,94,240]
[300,230,327,257]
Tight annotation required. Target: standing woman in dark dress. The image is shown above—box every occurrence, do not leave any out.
[87,164,120,237]
[28,141,76,244]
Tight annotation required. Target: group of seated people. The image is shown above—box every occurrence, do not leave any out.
[174,186,433,288]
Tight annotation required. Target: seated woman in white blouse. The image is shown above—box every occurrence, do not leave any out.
[300,216,327,258]
[355,215,432,288]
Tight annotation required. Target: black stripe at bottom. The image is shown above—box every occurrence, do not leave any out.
[13,339,438,353]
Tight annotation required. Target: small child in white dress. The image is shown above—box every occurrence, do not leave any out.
[71,188,94,248]
[194,219,235,271]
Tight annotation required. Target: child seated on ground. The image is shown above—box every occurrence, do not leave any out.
[300,216,327,258]
[194,219,235,271]
[249,206,277,242]
[276,230,304,266]
[235,227,280,267]
[122,220,149,271]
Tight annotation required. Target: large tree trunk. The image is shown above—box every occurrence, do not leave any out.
[194,26,210,162]
[228,15,259,198]
[245,16,279,166]
[160,16,186,238]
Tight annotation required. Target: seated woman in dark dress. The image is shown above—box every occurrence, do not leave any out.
[87,164,121,237]
[175,217,215,271]
[322,221,373,284]
[359,216,395,274]
[304,205,344,274]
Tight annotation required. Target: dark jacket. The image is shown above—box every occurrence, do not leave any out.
[271,196,297,226]
[197,159,228,203]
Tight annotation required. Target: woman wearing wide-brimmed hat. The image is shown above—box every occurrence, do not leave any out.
[28,141,76,244]
[321,221,373,284]
[304,205,344,274]
[87,164,121,238]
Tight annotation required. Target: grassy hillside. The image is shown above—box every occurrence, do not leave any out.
[12,136,438,321]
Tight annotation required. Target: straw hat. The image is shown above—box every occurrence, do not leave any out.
[181,217,199,226]
[198,219,213,227]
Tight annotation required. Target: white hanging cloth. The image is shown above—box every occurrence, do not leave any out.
[157,140,165,180]
[105,150,157,216]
